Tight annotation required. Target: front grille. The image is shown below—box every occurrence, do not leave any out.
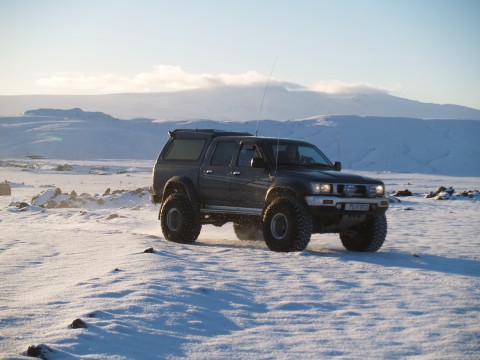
[336,184,368,198]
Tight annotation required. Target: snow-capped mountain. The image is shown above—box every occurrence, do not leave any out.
[1,84,479,121]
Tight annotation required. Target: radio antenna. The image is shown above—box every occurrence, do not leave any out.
[256,57,277,136]
[275,130,280,174]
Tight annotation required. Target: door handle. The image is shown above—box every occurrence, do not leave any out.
[232,171,241,176]
[205,170,213,174]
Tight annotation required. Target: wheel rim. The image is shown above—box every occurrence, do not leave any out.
[166,208,181,231]
[271,213,288,240]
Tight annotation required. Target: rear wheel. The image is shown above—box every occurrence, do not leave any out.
[160,193,201,244]
[262,197,312,252]
[340,214,387,252]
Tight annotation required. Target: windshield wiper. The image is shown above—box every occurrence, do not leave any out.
[277,162,304,167]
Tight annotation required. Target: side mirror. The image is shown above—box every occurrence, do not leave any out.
[251,157,266,169]
[333,161,342,171]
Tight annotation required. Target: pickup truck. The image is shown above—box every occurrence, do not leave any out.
[151,129,389,252]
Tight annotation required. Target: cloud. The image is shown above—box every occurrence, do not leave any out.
[35,64,399,96]
[312,80,399,94]
[36,65,269,94]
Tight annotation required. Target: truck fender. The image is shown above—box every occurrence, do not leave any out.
[265,179,309,205]
[162,176,199,204]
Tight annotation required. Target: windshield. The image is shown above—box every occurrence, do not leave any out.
[268,141,333,167]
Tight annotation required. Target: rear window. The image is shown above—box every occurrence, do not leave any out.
[163,139,206,161]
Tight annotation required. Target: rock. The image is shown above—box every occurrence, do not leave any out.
[44,199,58,209]
[56,200,77,208]
[444,186,454,195]
[31,188,62,207]
[26,344,52,358]
[393,189,412,197]
[144,247,155,253]
[425,186,454,199]
[0,182,11,196]
[459,190,480,198]
[103,188,111,196]
[435,191,451,200]
[54,164,73,171]
[26,345,42,357]
[106,213,119,220]
[70,318,87,329]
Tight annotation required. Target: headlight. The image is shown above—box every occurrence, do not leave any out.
[368,184,384,196]
[311,183,332,194]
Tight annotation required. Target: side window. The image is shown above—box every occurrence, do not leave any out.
[211,141,237,166]
[237,144,260,167]
[163,139,206,161]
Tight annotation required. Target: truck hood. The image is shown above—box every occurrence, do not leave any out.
[276,168,383,184]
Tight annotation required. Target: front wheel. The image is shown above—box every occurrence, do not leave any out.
[340,214,387,252]
[160,193,201,244]
[262,197,312,252]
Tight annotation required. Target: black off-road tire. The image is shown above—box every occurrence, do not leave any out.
[160,193,201,244]
[340,214,387,252]
[233,220,263,241]
[262,197,313,252]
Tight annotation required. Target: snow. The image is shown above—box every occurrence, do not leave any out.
[0,107,479,359]
[0,160,479,359]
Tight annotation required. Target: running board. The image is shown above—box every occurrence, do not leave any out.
[201,205,263,216]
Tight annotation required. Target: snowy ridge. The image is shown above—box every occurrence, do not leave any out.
[25,108,117,121]
[1,84,480,120]
[1,108,479,176]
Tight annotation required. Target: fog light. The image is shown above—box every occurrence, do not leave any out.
[345,184,356,195]
[336,203,342,210]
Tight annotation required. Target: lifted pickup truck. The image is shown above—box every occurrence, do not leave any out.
[151,129,389,252]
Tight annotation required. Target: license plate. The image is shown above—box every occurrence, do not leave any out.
[345,203,370,211]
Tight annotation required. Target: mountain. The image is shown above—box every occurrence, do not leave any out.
[1,84,479,121]
[1,108,479,176]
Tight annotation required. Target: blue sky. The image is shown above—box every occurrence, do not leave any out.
[1,0,479,109]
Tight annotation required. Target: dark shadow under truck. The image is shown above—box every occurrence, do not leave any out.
[151,129,389,252]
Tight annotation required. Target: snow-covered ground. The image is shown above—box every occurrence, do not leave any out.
[1,159,479,359]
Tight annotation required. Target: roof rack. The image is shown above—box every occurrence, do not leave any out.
[169,129,253,138]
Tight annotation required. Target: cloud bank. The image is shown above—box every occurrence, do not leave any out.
[36,65,269,94]
[35,64,392,95]
[312,80,399,94]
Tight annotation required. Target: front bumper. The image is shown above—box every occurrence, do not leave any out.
[304,195,389,214]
